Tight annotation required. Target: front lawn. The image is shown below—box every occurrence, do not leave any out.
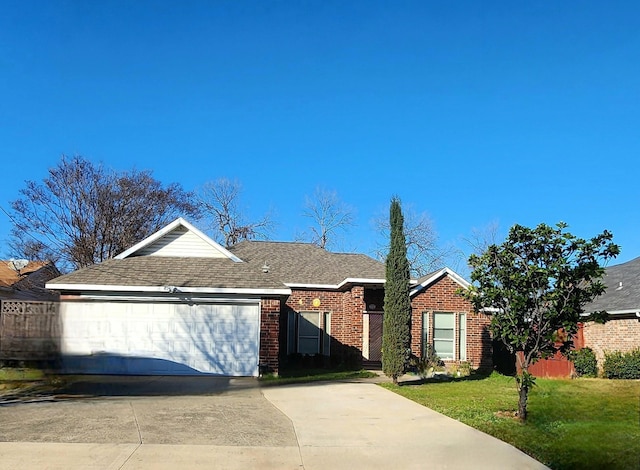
[381,372,639,470]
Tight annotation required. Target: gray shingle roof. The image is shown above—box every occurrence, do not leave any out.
[228,241,386,285]
[48,241,386,291]
[584,256,640,313]
[49,256,287,290]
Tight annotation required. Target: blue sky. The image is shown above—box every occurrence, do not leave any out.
[1,1,639,274]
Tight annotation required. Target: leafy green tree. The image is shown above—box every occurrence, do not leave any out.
[382,196,412,384]
[462,222,619,421]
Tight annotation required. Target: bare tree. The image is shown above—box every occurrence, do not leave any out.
[196,178,274,247]
[8,155,199,272]
[299,187,355,250]
[373,204,452,278]
[444,220,504,278]
[463,220,502,256]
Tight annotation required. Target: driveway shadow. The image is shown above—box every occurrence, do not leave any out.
[55,375,260,397]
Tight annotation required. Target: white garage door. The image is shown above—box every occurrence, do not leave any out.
[60,300,260,376]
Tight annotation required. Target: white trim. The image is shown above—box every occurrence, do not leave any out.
[580,309,640,317]
[62,295,263,303]
[410,267,470,297]
[115,217,242,262]
[285,278,386,290]
[45,282,290,296]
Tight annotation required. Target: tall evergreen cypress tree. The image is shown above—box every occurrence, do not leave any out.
[382,196,412,384]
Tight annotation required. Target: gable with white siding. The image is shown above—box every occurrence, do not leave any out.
[134,225,227,258]
[115,218,241,261]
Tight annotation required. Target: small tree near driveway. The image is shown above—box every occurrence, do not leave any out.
[382,196,412,384]
[461,222,619,421]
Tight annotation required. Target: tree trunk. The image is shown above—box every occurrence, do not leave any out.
[517,382,528,422]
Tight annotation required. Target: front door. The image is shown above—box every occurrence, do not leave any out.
[363,313,383,363]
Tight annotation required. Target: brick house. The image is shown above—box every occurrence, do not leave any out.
[581,256,640,367]
[46,217,491,376]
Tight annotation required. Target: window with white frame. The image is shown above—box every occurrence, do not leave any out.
[459,313,467,361]
[423,311,467,361]
[433,312,455,360]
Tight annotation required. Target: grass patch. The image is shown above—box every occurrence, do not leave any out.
[381,372,640,470]
[0,367,45,382]
[260,368,377,385]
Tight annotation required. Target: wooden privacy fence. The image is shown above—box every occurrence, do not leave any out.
[0,300,61,363]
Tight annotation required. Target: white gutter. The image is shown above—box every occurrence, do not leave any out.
[580,309,640,317]
[63,294,264,303]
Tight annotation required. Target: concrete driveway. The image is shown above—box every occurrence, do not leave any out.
[0,376,548,469]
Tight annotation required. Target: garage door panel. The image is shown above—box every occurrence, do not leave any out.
[61,301,260,376]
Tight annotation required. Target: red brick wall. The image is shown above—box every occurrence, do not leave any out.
[582,316,640,367]
[259,298,281,374]
[284,287,364,365]
[410,275,492,370]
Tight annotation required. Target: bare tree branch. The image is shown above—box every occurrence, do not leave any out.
[300,187,355,250]
[8,155,199,272]
[196,178,274,247]
[373,204,450,277]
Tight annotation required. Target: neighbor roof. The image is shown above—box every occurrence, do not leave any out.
[583,256,640,314]
[0,261,55,289]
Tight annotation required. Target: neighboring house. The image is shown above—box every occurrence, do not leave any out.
[0,260,60,301]
[46,218,491,377]
[581,256,640,366]
[0,260,61,363]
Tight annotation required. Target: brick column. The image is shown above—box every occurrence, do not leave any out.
[260,298,281,374]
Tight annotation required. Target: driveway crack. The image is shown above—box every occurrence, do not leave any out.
[130,401,143,444]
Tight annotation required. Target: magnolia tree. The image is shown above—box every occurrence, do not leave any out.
[462,222,619,421]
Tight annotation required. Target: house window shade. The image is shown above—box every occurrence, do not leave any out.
[298,312,320,355]
[288,311,331,356]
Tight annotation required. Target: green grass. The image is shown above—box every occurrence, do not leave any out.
[381,372,640,470]
[260,368,377,385]
[0,367,45,382]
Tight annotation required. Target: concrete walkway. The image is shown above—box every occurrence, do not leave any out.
[0,376,548,470]
[262,381,547,470]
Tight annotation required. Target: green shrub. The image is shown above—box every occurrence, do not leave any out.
[570,347,598,377]
[603,349,640,379]
[409,346,444,378]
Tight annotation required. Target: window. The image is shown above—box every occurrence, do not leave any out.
[287,311,331,356]
[422,312,429,356]
[459,313,467,361]
[433,312,455,360]
[298,312,320,354]
[422,311,467,361]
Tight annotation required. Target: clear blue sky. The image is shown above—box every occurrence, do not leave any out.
[1,1,639,274]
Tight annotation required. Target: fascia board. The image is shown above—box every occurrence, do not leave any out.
[580,309,640,317]
[46,282,290,296]
[410,268,471,297]
[285,278,386,290]
[66,295,264,303]
[337,278,386,289]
